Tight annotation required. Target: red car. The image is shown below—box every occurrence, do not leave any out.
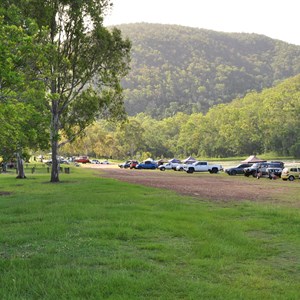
[129,160,139,169]
[74,156,90,163]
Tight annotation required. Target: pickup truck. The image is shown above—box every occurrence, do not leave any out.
[158,162,180,171]
[183,161,223,174]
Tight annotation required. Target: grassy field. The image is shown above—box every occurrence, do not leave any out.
[0,166,299,299]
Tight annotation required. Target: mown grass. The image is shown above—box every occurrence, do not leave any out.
[0,167,299,299]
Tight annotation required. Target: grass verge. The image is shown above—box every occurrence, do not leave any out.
[0,167,299,299]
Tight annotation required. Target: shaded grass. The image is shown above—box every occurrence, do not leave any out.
[0,167,299,299]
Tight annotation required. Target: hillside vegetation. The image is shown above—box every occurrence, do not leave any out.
[63,75,300,159]
[114,23,300,118]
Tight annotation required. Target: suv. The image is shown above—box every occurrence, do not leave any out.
[244,161,284,177]
[281,167,300,181]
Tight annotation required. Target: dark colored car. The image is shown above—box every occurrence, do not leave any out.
[225,163,252,175]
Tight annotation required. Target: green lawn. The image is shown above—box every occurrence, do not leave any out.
[0,167,299,299]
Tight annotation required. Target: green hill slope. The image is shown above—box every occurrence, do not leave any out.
[114,23,300,118]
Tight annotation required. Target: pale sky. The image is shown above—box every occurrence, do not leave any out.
[104,0,300,45]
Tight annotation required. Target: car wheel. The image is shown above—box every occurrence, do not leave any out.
[230,170,237,176]
[211,167,218,174]
[187,168,194,174]
[160,167,165,171]
[288,176,295,181]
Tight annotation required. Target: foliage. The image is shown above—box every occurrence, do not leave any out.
[60,75,300,159]
[2,0,131,182]
[0,15,49,166]
[114,23,300,118]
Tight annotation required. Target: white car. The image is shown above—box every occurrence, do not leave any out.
[183,161,223,173]
[90,159,101,164]
[158,162,179,171]
[175,161,195,171]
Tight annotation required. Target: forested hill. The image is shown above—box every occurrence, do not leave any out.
[113,23,300,118]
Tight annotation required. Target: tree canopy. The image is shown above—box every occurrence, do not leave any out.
[0,15,49,176]
[1,0,131,181]
[61,74,300,159]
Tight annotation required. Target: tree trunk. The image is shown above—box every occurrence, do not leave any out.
[16,152,26,179]
[50,101,60,183]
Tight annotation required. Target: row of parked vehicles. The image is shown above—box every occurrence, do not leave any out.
[225,161,300,181]
[118,158,300,181]
[118,158,223,173]
[43,156,110,165]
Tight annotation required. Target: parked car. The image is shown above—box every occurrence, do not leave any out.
[59,158,70,164]
[281,166,300,181]
[225,163,252,175]
[101,160,110,164]
[135,160,157,169]
[43,159,52,164]
[118,160,131,168]
[90,159,101,164]
[158,162,180,171]
[175,161,195,171]
[244,161,284,177]
[183,161,223,174]
[129,160,139,169]
[74,156,90,163]
[266,167,282,179]
[43,158,69,164]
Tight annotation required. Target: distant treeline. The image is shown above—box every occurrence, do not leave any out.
[62,75,300,159]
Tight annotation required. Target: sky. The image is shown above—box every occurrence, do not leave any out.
[103,0,300,45]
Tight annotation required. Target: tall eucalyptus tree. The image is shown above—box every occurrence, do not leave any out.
[3,0,131,182]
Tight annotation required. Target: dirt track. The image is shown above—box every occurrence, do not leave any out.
[88,165,291,202]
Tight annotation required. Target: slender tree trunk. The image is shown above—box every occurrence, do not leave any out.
[50,101,60,182]
[16,152,26,179]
